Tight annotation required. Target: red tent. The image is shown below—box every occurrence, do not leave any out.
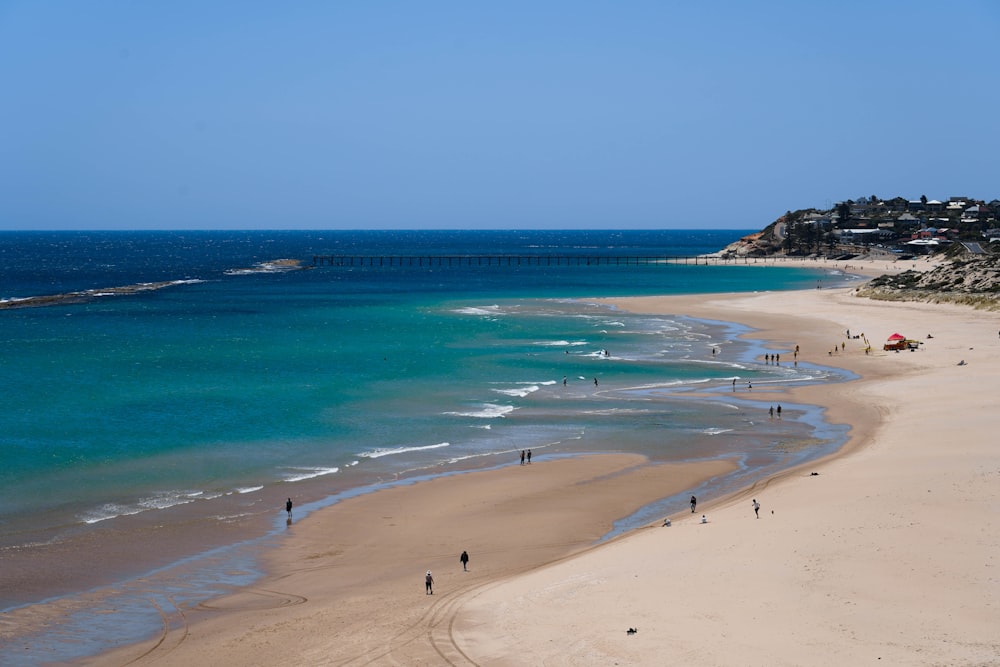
[887,333,905,341]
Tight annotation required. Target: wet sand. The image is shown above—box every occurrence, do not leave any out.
[74,455,735,665]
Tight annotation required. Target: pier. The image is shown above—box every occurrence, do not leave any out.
[311,254,797,268]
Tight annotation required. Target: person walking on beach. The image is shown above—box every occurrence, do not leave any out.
[425,570,434,595]
[286,497,293,519]
[527,449,532,463]
[690,495,697,513]
[776,404,782,419]
[752,499,761,518]
[520,450,525,465]
[460,550,469,571]
[769,406,774,419]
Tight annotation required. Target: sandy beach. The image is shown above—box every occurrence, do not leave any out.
[44,258,1000,665]
[455,279,1000,665]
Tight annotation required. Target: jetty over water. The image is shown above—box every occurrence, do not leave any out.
[311,254,797,268]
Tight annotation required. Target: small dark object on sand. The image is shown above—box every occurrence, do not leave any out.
[627,627,638,635]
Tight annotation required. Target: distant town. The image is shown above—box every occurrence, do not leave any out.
[724,195,1000,260]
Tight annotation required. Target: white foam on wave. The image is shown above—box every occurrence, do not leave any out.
[444,403,516,419]
[234,486,264,494]
[359,442,450,459]
[634,378,711,389]
[492,384,541,398]
[535,340,588,347]
[452,305,504,316]
[134,279,205,291]
[224,260,302,275]
[281,466,340,482]
[703,428,733,436]
[78,490,205,524]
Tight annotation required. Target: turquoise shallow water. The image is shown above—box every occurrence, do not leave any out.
[0,230,840,536]
[0,230,859,663]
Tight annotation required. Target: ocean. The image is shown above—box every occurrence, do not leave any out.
[0,230,855,662]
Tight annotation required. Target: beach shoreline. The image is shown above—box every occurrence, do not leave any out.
[451,285,999,665]
[8,256,998,665]
[0,260,854,610]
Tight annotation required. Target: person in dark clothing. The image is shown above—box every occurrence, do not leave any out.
[460,550,469,571]
[690,495,697,513]
[286,498,293,518]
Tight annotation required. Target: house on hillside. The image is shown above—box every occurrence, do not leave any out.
[913,227,957,241]
[802,212,832,227]
[962,205,992,223]
[837,228,895,244]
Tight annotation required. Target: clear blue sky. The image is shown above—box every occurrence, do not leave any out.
[2,1,998,230]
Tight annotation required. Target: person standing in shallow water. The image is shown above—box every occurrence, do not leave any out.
[286,497,293,518]
[520,450,525,465]
[527,449,531,464]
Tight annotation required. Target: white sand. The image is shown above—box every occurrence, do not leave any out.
[453,286,1000,665]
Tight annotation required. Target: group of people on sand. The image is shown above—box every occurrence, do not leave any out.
[662,493,765,526]
[519,449,532,465]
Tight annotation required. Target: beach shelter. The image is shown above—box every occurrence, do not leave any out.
[885,332,907,351]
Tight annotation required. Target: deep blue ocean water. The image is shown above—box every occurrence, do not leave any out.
[0,230,856,663]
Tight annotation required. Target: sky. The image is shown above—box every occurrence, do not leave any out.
[1,1,998,231]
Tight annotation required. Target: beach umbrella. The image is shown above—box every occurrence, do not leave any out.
[887,333,906,341]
